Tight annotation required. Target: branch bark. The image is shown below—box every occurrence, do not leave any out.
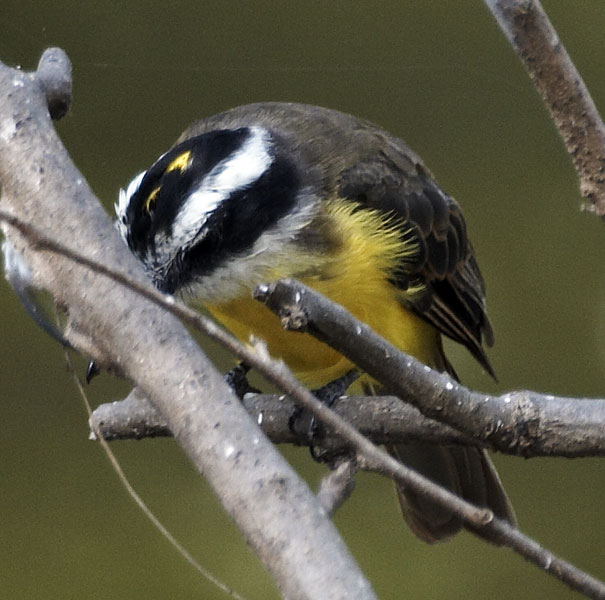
[0,50,375,600]
[7,211,602,600]
[484,0,605,218]
[91,386,605,458]
[2,33,605,600]
[91,388,472,444]
[255,280,605,458]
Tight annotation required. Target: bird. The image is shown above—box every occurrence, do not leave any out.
[115,102,516,543]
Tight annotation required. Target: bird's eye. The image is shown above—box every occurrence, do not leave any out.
[144,186,161,214]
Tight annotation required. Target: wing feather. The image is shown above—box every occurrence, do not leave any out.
[338,151,495,377]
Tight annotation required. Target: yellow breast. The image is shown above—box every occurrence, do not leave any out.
[205,198,441,388]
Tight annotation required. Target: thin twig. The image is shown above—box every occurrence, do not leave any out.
[2,211,604,599]
[66,354,248,600]
[317,460,358,517]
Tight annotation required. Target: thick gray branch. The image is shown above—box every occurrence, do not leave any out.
[484,0,605,218]
[91,388,472,445]
[91,388,605,458]
[5,218,604,600]
[3,42,605,600]
[0,50,375,600]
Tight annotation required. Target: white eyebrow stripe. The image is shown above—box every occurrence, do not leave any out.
[169,127,273,249]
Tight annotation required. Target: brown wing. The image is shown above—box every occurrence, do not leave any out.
[338,150,495,378]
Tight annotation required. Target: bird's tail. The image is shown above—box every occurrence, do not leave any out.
[367,347,516,543]
[386,442,516,543]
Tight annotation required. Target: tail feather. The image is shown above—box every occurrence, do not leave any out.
[388,443,516,544]
[363,340,515,544]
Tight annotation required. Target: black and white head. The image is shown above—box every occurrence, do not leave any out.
[116,126,316,300]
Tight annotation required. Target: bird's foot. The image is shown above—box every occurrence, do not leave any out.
[288,369,360,461]
[224,361,261,399]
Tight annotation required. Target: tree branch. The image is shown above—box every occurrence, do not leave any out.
[90,387,605,458]
[0,50,375,600]
[5,209,605,600]
[484,0,605,218]
[2,44,604,600]
[5,214,603,600]
[90,388,473,445]
[255,279,605,458]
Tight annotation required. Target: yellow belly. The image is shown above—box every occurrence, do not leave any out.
[207,284,439,389]
[204,197,441,390]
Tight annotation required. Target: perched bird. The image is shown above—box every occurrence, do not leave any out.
[116,102,515,542]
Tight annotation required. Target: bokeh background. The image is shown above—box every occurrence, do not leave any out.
[1,2,604,598]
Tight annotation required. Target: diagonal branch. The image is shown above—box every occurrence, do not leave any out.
[484,0,605,218]
[3,214,604,599]
[0,49,375,600]
[255,279,605,458]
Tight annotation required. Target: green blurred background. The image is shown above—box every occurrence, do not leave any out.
[1,1,604,598]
